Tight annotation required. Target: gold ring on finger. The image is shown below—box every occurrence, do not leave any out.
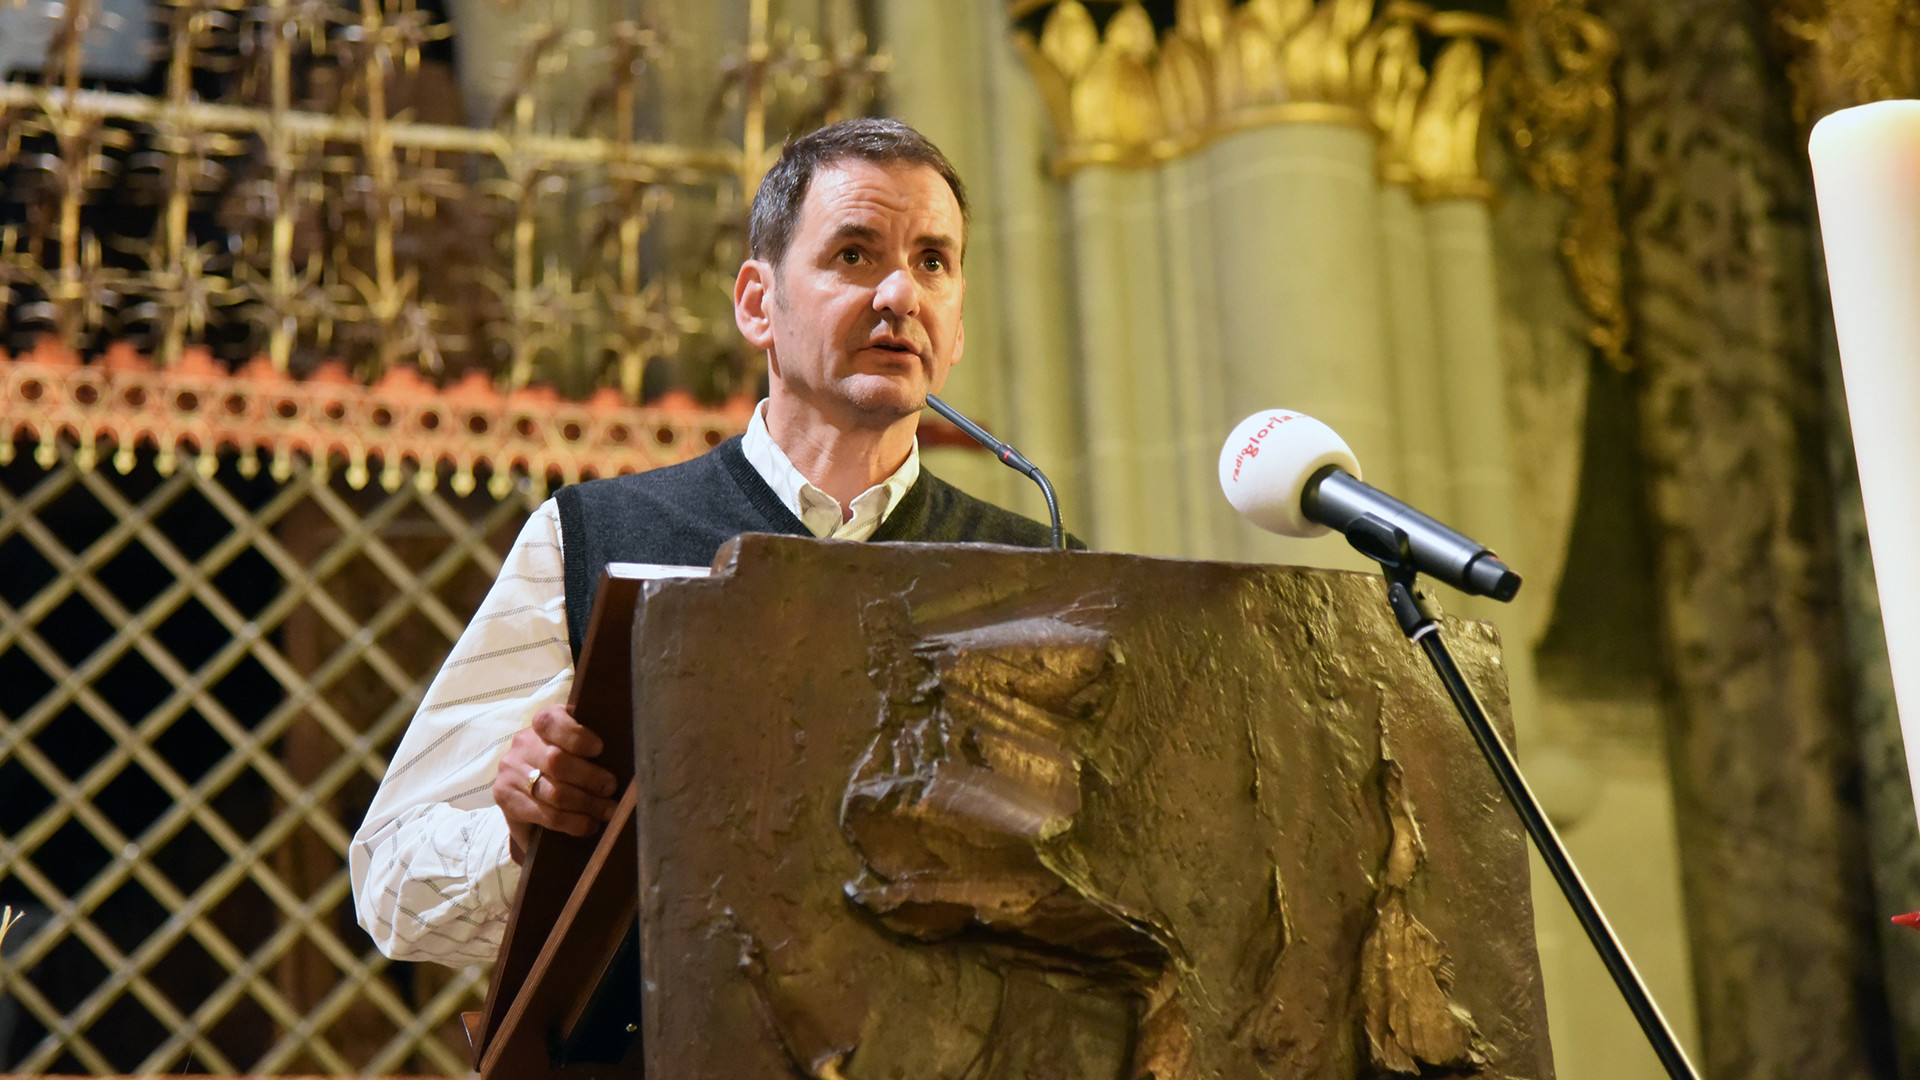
[526,766,542,798]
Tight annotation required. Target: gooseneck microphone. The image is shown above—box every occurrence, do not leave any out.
[1216,409,1520,602]
[925,394,1064,550]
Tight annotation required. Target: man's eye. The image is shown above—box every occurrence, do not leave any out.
[837,248,863,265]
[921,254,947,273]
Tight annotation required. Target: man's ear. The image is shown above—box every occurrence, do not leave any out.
[734,259,776,351]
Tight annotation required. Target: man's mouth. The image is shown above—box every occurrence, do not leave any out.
[866,336,921,357]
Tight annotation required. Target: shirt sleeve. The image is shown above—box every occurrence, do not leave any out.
[350,499,574,966]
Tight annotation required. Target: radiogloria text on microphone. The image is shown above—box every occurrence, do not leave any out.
[1229,412,1299,483]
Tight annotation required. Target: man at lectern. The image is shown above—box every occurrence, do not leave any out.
[349,118,1068,965]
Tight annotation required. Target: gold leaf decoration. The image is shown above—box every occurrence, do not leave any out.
[1218,2,1286,112]
[1281,0,1372,103]
[1158,32,1216,141]
[1774,0,1920,127]
[1041,0,1102,79]
[1411,16,1508,201]
[1356,11,1429,184]
[1502,0,1629,367]
[1106,0,1160,60]
[1075,3,1167,153]
[1176,0,1232,52]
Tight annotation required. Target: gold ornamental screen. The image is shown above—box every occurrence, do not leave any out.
[0,0,880,1069]
[1,444,537,1071]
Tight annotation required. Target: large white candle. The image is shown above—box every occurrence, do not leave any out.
[1810,101,1920,823]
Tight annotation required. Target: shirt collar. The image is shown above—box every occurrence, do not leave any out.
[741,399,921,541]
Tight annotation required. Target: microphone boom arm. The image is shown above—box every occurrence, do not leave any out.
[926,394,1064,550]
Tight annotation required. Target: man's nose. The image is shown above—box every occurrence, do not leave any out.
[873,266,921,317]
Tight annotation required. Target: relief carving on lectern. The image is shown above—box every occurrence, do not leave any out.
[631,539,1549,1079]
[825,598,1487,1077]
[841,612,1142,956]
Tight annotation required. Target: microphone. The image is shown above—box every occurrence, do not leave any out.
[1217,409,1521,602]
[925,394,1065,550]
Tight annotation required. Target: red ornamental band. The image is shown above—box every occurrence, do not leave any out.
[0,341,991,494]
[0,340,750,496]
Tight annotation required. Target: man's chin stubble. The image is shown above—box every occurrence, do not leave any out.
[838,379,927,423]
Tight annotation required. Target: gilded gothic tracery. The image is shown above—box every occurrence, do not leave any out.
[1503,0,1627,366]
[0,10,885,1066]
[0,0,886,491]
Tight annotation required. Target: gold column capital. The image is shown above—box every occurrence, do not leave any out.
[1010,0,1510,192]
[1007,0,1631,376]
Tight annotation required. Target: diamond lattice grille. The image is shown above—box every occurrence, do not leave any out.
[0,440,535,1073]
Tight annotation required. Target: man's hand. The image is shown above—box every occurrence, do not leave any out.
[493,704,619,863]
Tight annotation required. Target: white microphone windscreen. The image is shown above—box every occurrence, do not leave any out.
[1217,410,1362,537]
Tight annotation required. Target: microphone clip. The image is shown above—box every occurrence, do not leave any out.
[1343,514,1438,642]
[1341,512,1413,574]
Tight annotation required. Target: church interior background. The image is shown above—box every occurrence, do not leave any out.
[0,0,1913,1075]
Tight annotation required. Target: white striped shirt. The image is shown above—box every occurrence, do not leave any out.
[349,402,919,965]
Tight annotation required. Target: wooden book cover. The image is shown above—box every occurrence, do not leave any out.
[470,564,704,1074]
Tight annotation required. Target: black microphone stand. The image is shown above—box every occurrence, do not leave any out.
[1341,514,1700,1080]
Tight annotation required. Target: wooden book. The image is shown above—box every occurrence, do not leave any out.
[469,564,703,1077]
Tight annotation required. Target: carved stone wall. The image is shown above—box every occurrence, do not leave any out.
[1600,0,1891,1076]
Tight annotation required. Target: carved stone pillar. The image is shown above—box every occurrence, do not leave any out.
[1600,0,1891,1075]
[1772,0,1920,1071]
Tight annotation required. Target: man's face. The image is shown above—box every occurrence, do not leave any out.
[735,159,966,429]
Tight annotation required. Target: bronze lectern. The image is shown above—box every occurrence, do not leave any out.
[471,534,1553,1079]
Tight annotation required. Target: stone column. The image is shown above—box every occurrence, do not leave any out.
[1206,122,1398,570]
[1160,152,1237,561]
[1378,182,1452,521]
[1425,194,1540,743]
[1601,0,1891,1075]
[881,0,1013,512]
[1065,166,1179,554]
